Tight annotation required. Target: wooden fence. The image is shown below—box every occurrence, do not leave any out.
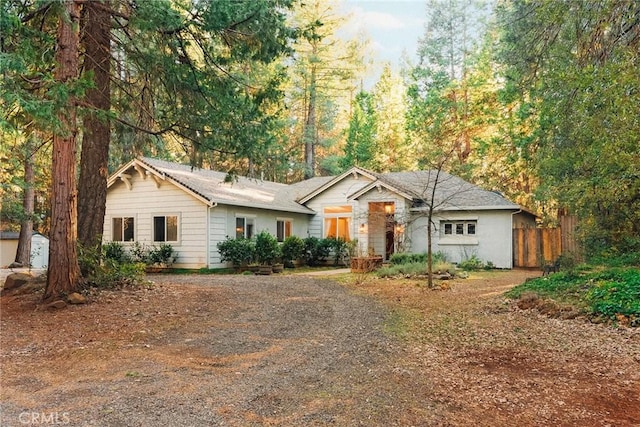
[513,227,562,268]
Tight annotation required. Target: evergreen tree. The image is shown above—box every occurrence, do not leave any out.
[496,0,640,254]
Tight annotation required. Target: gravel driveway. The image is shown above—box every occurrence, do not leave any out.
[1,274,399,426]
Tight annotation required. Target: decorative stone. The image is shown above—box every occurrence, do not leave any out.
[47,300,67,310]
[67,292,87,304]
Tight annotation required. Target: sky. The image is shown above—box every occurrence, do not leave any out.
[340,0,427,70]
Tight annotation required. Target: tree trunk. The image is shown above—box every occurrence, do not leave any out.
[78,0,111,251]
[44,0,82,301]
[426,209,434,288]
[14,143,35,266]
[303,65,317,179]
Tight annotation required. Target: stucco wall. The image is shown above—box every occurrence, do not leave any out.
[407,210,515,269]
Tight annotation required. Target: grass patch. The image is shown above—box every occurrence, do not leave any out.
[506,267,640,324]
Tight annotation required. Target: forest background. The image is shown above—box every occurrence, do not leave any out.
[1,0,638,299]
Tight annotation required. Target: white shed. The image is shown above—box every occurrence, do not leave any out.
[0,231,49,268]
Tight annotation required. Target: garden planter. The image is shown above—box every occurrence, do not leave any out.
[257,265,273,275]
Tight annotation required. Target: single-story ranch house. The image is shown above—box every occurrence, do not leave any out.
[105,157,536,269]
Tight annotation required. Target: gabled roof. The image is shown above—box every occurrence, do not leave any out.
[296,166,378,204]
[373,170,521,211]
[107,158,315,215]
[296,166,521,212]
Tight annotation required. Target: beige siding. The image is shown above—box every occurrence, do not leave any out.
[208,205,312,268]
[0,240,18,268]
[304,174,373,241]
[105,175,208,268]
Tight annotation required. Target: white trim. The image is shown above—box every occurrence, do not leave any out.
[151,213,181,244]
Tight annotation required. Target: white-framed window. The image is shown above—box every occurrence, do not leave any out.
[153,215,179,242]
[276,218,293,242]
[323,205,352,241]
[112,217,135,242]
[442,220,477,237]
[235,216,255,239]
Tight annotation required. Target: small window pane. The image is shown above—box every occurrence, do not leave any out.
[154,216,166,242]
[277,220,285,242]
[113,218,123,241]
[167,216,178,241]
[467,223,476,235]
[246,219,254,239]
[236,217,245,239]
[455,224,464,235]
[123,217,134,241]
[444,223,452,235]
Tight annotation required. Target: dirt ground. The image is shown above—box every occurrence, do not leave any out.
[1,270,639,426]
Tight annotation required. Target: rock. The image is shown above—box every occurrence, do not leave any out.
[46,300,67,310]
[3,272,33,290]
[67,292,87,304]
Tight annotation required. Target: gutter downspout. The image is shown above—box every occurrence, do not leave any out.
[206,202,218,269]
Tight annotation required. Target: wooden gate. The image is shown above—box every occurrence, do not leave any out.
[513,228,562,268]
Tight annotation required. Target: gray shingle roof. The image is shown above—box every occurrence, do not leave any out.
[127,158,518,215]
[139,158,315,215]
[373,170,520,210]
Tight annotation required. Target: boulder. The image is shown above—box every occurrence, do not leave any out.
[67,292,87,304]
[2,272,33,291]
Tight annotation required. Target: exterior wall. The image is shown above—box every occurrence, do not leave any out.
[104,174,209,268]
[355,190,411,259]
[208,205,310,268]
[304,174,374,243]
[414,210,515,269]
[0,240,18,268]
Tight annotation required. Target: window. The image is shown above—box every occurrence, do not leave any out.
[276,219,292,242]
[235,216,255,239]
[153,215,178,242]
[441,220,477,237]
[112,217,134,242]
[324,205,352,241]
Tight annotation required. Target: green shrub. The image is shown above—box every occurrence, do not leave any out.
[506,268,640,322]
[148,243,177,266]
[303,236,331,266]
[586,269,640,318]
[130,241,150,264]
[281,235,305,265]
[390,252,447,265]
[217,237,255,267]
[88,260,147,288]
[103,241,131,264]
[458,255,485,271]
[326,237,349,266]
[255,231,281,265]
